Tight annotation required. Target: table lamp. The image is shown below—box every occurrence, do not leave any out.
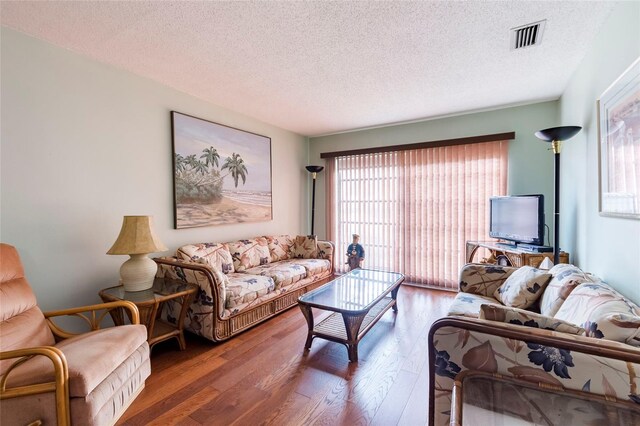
[534,126,581,264]
[107,216,167,292]
[305,165,324,236]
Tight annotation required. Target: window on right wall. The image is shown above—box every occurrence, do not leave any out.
[325,139,509,290]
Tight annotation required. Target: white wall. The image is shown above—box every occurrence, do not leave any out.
[559,2,640,303]
[1,28,308,310]
[309,101,560,240]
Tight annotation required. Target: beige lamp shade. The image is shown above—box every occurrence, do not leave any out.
[107,216,167,255]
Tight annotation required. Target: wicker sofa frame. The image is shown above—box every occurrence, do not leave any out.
[153,241,335,342]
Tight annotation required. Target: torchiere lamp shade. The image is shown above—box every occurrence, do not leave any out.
[305,165,324,174]
[534,126,582,142]
[107,216,167,255]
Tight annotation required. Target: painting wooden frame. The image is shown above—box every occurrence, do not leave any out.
[171,111,273,229]
[597,57,640,219]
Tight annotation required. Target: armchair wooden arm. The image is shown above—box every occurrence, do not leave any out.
[0,346,70,426]
[44,301,140,340]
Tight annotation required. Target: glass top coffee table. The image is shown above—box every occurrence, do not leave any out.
[451,371,640,425]
[298,269,404,362]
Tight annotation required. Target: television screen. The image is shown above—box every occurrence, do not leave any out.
[489,195,544,245]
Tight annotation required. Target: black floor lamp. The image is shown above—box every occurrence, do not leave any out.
[534,126,582,265]
[305,165,324,236]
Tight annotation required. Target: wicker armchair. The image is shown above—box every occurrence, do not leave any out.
[0,244,151,425]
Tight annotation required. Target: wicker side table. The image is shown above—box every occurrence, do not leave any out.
[99,278,197,351]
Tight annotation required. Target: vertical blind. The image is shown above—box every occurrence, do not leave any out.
[326,140,509,290]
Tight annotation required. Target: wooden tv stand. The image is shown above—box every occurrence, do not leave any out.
[466,241,569,268]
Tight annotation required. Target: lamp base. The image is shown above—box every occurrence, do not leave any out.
[120,254,156,292]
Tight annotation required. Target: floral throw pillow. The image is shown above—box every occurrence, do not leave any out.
[227,238,271,272]
[176,243,235,274]
[291,235,318,259]
[479,304,584,335]
[554,282,640,346]
[539,264,594,317]
[266,235,294,262]
[493,266,551,309]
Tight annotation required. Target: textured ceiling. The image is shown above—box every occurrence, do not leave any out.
[1,1,617,136]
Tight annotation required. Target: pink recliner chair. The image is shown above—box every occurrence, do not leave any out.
[0,244,151,425]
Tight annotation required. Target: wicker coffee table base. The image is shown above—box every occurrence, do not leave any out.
[299,289,399,362]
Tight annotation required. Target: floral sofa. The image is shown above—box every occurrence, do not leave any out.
[154,235,334,342]
[429,263,640,425]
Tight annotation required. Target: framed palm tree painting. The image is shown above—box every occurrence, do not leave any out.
[171,111,272,229]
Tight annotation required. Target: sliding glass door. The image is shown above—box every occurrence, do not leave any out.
[326,140,508,290]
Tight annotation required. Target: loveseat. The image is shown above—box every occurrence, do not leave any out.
[429,263,640,425]
[154,235,334,342]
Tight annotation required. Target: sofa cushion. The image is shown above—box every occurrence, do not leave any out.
[554,282,640,346]
[493,266,551,309]
[286,258,331,276]
[448,293,502,318]
[227,238,271,272]
[459,264,516,297]
[176,242,235,274]
[266,235,294,262]
[244,262,307,288]
[479,304,584,334]
[226,273,275,308]
[291,235,318,259]
[540,264,594,317]
[6,324,148,397]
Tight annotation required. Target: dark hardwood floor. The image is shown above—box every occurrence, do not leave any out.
[118,284,455,426]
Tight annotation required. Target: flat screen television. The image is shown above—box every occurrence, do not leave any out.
[489,195,545,245]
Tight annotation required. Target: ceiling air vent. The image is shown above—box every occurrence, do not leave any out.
[510,20,546,50]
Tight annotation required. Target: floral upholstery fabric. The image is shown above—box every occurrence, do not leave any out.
[291,235,318,259]
[554,282,640,346]
[479,304,584,335]
[448,293,503,318]
[286,258,331,276]
[540,263,594,317]
[493,266,551,309]
[316,241,334,262]
[431,321,640,426]
[223,267,333,318]
[459,264,516,297]
[244,262,307,288]
[155,258,224,340]
[227,238,271,272]
[176,242,234,274]
[266,235,294,262]
[156,236,335,341]
[225,273,275,309]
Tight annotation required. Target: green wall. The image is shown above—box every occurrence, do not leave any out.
[1,28,308,310]
[559,2,640,303]
[309,101,559,240]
